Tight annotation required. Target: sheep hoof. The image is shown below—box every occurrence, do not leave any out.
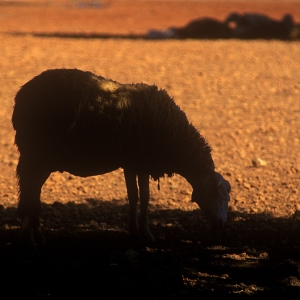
[19,216,46,248]
[139,229,156,243]
[129,229,155,244]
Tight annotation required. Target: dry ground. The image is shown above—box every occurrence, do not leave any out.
[0,1,300,298]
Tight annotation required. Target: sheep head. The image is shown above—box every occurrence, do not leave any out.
[191,171,231,229]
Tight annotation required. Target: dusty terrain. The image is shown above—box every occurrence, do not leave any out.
[0,0,300,298]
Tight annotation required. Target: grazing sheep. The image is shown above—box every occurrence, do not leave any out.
[226,12,295,39]
[172,18,233,39]
[12,68,231,245]
[147,18,233,39]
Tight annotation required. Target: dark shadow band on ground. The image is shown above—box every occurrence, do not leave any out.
[1,200,300,299]
[6,31,300,41]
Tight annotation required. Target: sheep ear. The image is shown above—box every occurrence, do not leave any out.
[217,179,231,201]
[218,179,231,191]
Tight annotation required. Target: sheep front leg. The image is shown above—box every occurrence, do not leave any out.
[138,173,155,242]
[17,156,50,246]
[124,169,139,240]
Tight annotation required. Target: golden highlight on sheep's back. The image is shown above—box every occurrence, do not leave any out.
[96,76,121,93]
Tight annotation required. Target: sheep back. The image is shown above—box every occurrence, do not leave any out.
[12,69,212,179]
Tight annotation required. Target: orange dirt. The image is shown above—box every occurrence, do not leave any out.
[0,1,300,298]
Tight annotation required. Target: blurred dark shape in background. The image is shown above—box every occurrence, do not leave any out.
[226,12,295,39]
[147,12,299,40]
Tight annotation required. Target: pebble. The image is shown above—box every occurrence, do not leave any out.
[252,158,267,167]
[229,205,238,212]
[259,252,269,259]
[243,182,251,189]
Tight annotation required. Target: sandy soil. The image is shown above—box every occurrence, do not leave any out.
[0,1,300,298]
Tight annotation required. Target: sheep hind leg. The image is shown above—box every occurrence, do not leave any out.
[124,168,140,240]
[16,156,51,246]
[138,173,155,242]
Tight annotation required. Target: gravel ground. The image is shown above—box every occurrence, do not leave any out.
[0,1,300,298]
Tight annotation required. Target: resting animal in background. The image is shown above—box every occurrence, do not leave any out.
[226,12,295,39]
[171,18,233,39]
[12,68,231,245]
[147,17,233,39]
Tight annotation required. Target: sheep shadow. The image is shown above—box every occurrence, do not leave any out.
[0,200,299,298]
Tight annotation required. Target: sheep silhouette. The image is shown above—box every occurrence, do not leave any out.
[147,17,233,39]
[147,13,297,40]
[172,18,233,39]
[226,12,295,39]
[12,68,231,245]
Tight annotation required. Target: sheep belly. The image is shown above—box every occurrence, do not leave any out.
[59,160,121,177]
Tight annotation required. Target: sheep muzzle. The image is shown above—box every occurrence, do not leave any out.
[192,172,231,228]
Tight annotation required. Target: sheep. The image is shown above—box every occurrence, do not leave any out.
[147,18,233,39]
[226,12,295,39]
[12,68,231,245]
[171,18,233,39]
